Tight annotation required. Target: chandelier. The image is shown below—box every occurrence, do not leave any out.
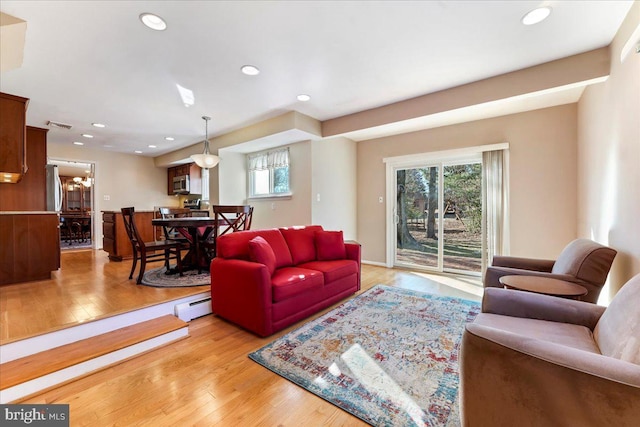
[72,176,92,188]
[191,116,220,169]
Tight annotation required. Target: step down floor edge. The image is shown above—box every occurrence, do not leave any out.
[0,315,188,403]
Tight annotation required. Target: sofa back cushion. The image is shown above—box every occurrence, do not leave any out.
[279,225,324,265]
[593,274,640,365]
[248,236,276,275]
[551,239,617,286]
[316,230,346,261]
[216,229,293,268]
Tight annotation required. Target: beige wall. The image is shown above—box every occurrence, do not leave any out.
[218,150,247,205]
[311,137,357,240]
[48,144,178,246]
[248,140,313,230]
[357,104,578,264]
[577,2,640,299]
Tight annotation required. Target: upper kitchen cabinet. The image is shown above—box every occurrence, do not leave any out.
[167,162,201,195]
[0,92,29,184]
[0,126,48,211]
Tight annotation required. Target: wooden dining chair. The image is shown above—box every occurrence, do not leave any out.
[158,207,192,242]
[204,205,253,259]
[121,207,185,284]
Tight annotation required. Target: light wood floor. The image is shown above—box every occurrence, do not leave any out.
[4,250,482,425]
[0,250,203,344]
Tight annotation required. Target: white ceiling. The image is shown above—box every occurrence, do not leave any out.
[0,1,633,157]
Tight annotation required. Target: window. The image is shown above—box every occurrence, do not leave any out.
[201,168,209,201]
[248,147,290,197]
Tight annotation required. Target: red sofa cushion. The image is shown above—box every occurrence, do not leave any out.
[216,228,293,268]
[280,225,324,265]
[298,259,358,283]
[271,267,323,302]
[315,230,346,260]
[248,236,276,275]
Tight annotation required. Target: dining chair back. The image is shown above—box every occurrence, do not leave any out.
[158,207,192,242]
[213,205,254,237]
[121,207,185,284]
[205,205,253,259]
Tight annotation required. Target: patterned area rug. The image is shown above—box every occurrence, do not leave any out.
[141,266,210,288]
[249,285,480,426]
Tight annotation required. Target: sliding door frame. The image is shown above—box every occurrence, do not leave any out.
[383,143,509,269]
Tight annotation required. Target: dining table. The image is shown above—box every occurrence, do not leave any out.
[151,216,227,272]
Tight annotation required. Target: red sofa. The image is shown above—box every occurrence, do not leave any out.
[210,225,361,337]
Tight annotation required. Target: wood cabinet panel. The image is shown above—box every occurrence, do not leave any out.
[102,211,155,261]
[0,92,28,183]
[167,163,201,195]
[0,214,60,285]
[60,175,91,214]
[0,126,48,211]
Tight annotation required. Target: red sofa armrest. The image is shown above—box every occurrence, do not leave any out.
[210,258,274,336]
[345,241,361,290]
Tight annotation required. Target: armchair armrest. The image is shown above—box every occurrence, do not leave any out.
[491,255,555,272]
[484,266,587,289]
[461,324,640,426]
[482,287,606,329]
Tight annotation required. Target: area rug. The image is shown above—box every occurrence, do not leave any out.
[141,266,210,288]
[249,285,480,426]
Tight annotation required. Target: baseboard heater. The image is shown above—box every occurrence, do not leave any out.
[175,297,212,322]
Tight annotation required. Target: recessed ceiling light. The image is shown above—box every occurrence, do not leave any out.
[81,133,93,138]
[139,13,167,31]
[92,123,106,128]
[241,65,260,76]
[73,141,84,146]
[148,145,157,148]
[521,7,551,25]
[134,150,143,154]
[165,136,175,141]
[103,144,113,148]
[297,94,311,102]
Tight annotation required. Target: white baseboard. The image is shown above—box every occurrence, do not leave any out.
[361,260,388,267]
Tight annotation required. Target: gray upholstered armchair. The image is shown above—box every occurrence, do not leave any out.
[460,274,640,427]
[484,238,617,303]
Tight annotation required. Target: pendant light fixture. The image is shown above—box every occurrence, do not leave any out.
[191,116,220,169]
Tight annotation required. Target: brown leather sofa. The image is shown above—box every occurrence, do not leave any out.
[484,238,617,303]
[460,274,640,427]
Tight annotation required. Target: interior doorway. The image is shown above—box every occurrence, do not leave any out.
[393,154,483,276]
[48,159,96,251]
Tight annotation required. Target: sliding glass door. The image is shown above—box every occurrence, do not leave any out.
[395,156,482,275]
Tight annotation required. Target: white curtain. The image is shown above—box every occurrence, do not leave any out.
[248,147,289,171]
[201,168,210,201]
[482,149,510,272]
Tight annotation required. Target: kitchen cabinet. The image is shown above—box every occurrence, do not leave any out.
[102,210,155,261]
[0,126,48,211]
[167,162,201,195]
[0,92,29,184]
[0,212,61,285]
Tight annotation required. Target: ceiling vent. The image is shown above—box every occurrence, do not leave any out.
[47,120,73,130]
